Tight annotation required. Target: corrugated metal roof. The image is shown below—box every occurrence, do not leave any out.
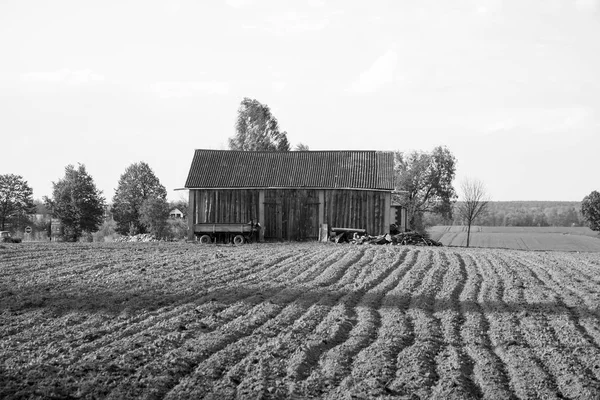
[184,150,394,190]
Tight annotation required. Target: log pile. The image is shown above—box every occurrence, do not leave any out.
[331,231,442,246]
[388,231,443,246]
[114,234,159,243]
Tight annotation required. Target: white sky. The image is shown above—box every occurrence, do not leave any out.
[1,0,599,202]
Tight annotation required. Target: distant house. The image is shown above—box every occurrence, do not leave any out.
[184,149,396,241]
[169,208,184,219]
[31,203,51,223]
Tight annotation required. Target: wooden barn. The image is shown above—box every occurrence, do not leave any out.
[184,150,396,242]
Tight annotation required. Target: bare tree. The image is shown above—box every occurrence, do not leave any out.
[457,178,490,248]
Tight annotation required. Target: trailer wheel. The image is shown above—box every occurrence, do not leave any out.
[199,235,211,244]
[233,235,245,245]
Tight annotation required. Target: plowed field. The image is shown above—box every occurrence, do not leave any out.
[1,242,600,399]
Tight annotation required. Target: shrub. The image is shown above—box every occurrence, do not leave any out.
[165,218,188,241]
[92,219,120,242]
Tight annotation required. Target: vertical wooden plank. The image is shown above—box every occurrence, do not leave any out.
[196,191,201,223]
[239,190,244,222]
[336,191,340,228]
[215,191,219,223]
[242,190,247,223]
[377,193,382,234]
[288,191,294,240]
[200,191,206,223]
[213,191,218,223]
[242,190,246,222]
[233,190,237,223]
[352,191,356,227]
[188,189,195,240]
[258,190,265,242]
[329,190,335,229]
[227,190,231,223]
[338,190,343,228]
[344,191,349,228]
[346,191,351,228]
[384,192,391,234]
[367,192,375,235]
[195,190,201,224]
[231,191,234,223]
[349,191,354,228]
[278,190,283,240]
[318,190,324,237]
[338,191,344,228]
[359,191,364,229]
[249,190,254,223]
[205,191,211,223]
[237,191,241,222]
[376,192,381,234]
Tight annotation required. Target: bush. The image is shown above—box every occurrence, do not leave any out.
[92,220,120,242]
[165,218,188,241]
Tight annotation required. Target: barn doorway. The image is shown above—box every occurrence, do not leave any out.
[264,189,319,241]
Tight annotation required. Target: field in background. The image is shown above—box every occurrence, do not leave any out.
[2,242,600,399]
[429,225,600,251]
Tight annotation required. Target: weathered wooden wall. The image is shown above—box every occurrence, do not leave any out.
[188,188,391,241]
[190,189,259,224]
[324,190,390,236]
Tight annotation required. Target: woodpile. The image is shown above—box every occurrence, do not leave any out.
[114,234,159,243]
[331,230,442,246]
[388,231,443,246]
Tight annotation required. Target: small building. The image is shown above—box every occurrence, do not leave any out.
[390,201,408,233]
[169,208,184,219]
[184,150,395,241]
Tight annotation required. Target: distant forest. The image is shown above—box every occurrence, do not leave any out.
[425,201,584,227]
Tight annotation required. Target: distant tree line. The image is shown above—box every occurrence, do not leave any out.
[0,162,188,242]
[424,201,585,228]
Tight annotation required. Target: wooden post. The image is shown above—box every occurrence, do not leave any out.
[258,190,265,242]
[318,190,324,241]
[383,191,391,234]
[188,189,195,241]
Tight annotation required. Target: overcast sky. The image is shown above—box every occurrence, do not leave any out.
[1,0,599,202]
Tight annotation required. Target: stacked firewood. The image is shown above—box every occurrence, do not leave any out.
[331,231,442,246]
[388,231,443,246]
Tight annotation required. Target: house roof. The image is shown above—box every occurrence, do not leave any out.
[185,150,394,190]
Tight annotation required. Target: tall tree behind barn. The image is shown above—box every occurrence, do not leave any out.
[229,98,290,151]
[184,150,396,241]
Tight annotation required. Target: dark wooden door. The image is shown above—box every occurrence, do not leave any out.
[264,190,319,241]
[264,199,282,240]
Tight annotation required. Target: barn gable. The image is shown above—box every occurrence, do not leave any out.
[184,150,394,191]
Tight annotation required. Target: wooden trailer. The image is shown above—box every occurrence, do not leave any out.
[193,222,260,245]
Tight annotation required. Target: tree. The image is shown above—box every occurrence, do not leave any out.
[111,162,167,235]
[229,97,290,151]
[394,146,457,232]
[140,197,170,239]
[0,174,35,230]
[581,190,600,232]
[294,143,310,151]
[44,164,106,241]
[456,178,490,247]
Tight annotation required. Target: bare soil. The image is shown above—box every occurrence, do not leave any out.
[1,242,600,399]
